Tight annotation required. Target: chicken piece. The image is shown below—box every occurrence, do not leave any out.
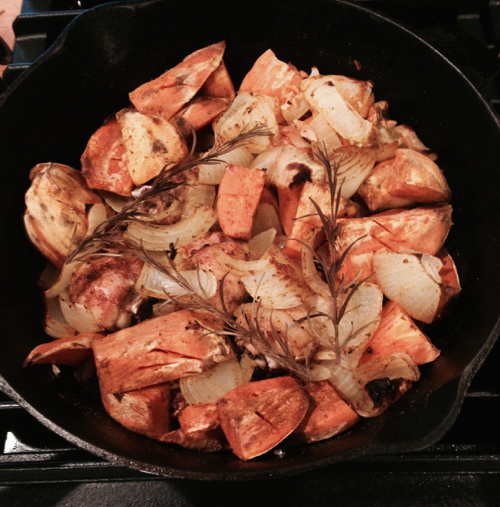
[358,149,451,211]
[23,333,101,368]
[239,49,303,110]
[217,164,267,239]
[92,310,233,394]
[69,255,144,332]
[161,403,226,452]
[129,41,226,121]
[101,382,171,440]
[171,96,231,137]
[81,116,135,196]
[359,300,440,365]
[24,163,103,269]
[293,380,360,443]
[116,108,188,186]
[336,205,453,284]
[217,376,309,460]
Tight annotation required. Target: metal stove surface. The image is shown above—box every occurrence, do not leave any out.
[1,1,500,505]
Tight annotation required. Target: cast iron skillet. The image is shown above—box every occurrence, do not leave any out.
[0,0,499,481]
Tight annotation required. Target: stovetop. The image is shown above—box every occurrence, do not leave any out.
[1,1,500,505]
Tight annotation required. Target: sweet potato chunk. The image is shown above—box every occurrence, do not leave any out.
[23,333,100,368]
[337,205,453,283]
[359,149,451,211]
[217,376,309,460]
[92,310,233,394]
[217,164,267,239]
[129,41,225,120]
[171,96,230,137]
[239,49,303,107]
[359,300,440,365]
[81,116,135,196]
[101,383,171,440]
[294,380,360,443]
[283,182,363,258]
[161,403,226,451]
[200,60,235,100]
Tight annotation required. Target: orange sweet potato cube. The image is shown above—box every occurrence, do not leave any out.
[217,164,267,239]
[217,376,309,460]
[129,41,225,121]
[101,382,171,440]
[294,380,359,443]
[161,403,226,452]
[23,333,100,368]
[92,310,233,394]
[359,300,440,365]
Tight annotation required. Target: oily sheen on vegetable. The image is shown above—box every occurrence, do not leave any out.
[23,42,461,461]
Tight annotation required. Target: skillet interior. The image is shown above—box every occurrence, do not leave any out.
[0,0,499,480]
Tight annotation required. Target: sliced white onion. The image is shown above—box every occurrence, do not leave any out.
[251,202,282,237]
[213,92,280,154]
[307,113,343,154]
[353,352,420,417]
[251,145,326,188]
[373,251,442,324]
[86,202,108,235]
[44,261,82,299]
[44,295,77,339]
[247,228,277,260]
[136,265,217,300]
[301,231,331,301]
[196,146,255,185]
[235,303,316,361]
[125,205,218,250]
[301,75,373,145]
[241,244,315,309]
[180,357,255,405]
[58,289,104,333]
[281,94,309,124]
[100,190,134,213]
[322,360,371,413]
[309,282,383,368]
[331,146,377,198]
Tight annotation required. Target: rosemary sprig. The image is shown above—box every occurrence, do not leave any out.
[67,125,273,264]
[302,145,371,365]
[139,248,314,381]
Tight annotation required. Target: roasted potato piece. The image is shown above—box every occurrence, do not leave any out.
[116,108,188,186]
[24,163,103,269]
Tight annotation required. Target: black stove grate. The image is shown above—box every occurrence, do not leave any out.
[1,0,500,503]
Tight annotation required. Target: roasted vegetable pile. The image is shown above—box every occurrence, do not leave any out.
[23,42,460,461]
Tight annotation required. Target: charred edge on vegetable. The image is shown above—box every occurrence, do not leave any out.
[365,377,404,406]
